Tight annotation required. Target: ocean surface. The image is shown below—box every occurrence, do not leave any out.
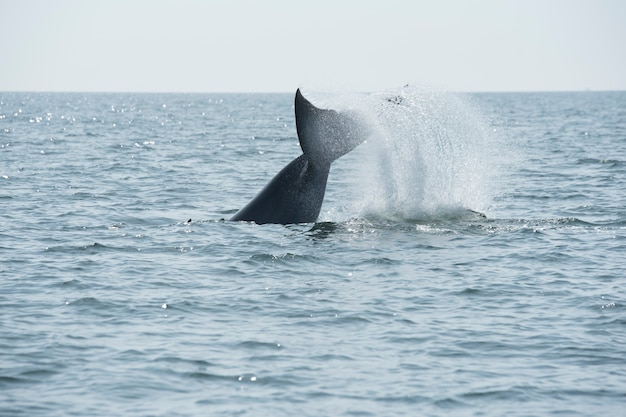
[1,88,624,416]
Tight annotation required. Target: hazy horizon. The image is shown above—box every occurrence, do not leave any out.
[1,88,624,94]
[2,0,625,94]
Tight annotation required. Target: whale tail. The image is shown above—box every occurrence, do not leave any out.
[230,89,368,224]
[295,88,368,168]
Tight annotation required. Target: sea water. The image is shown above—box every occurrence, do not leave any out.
[1,88,625,416]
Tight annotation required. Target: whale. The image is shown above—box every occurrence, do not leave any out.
[230,89,369,224]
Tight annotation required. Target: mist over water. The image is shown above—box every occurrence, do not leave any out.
[315,86,504,221]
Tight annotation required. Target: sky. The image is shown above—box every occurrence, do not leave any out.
[1,0,625,93]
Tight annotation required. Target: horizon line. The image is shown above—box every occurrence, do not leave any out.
[1,88,624,95]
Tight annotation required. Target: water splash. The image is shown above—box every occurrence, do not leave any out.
[319,86,501,222]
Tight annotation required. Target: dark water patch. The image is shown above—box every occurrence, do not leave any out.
[374,394,431,405]
[544,346,626,366]
[246,353,293,364]
[64,333,89,342]
[385,335,430,346]
[69,191,97,199]
[431,396,468,411]
[310,353,355,362]
[577,157,624,167]
[460,385,537,401]
[332,315,373,326]
[152,356,215,369]
[0,405,53,417]
[184,371,243,383]
[17,368,60,381]
[63,296,125,319]
[0,375,31,387]
[54,278,90,289]
[237,340,284,351]
[595,315,626,327]
[457,340,527,357]
[358,256,401,266]
[64,296,106,307]
[457,287,482,296]
[44,241,126,254]
[116,349,148,361]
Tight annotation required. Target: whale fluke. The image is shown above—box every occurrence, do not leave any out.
[230,89,368,224]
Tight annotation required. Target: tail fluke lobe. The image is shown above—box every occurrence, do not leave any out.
[295,89,369,168]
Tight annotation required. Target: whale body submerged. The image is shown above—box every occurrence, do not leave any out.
[230,89,369,225]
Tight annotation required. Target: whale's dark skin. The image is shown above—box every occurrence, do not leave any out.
[230,89,369,224]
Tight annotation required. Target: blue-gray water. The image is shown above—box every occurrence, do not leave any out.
[1,89,625,416]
